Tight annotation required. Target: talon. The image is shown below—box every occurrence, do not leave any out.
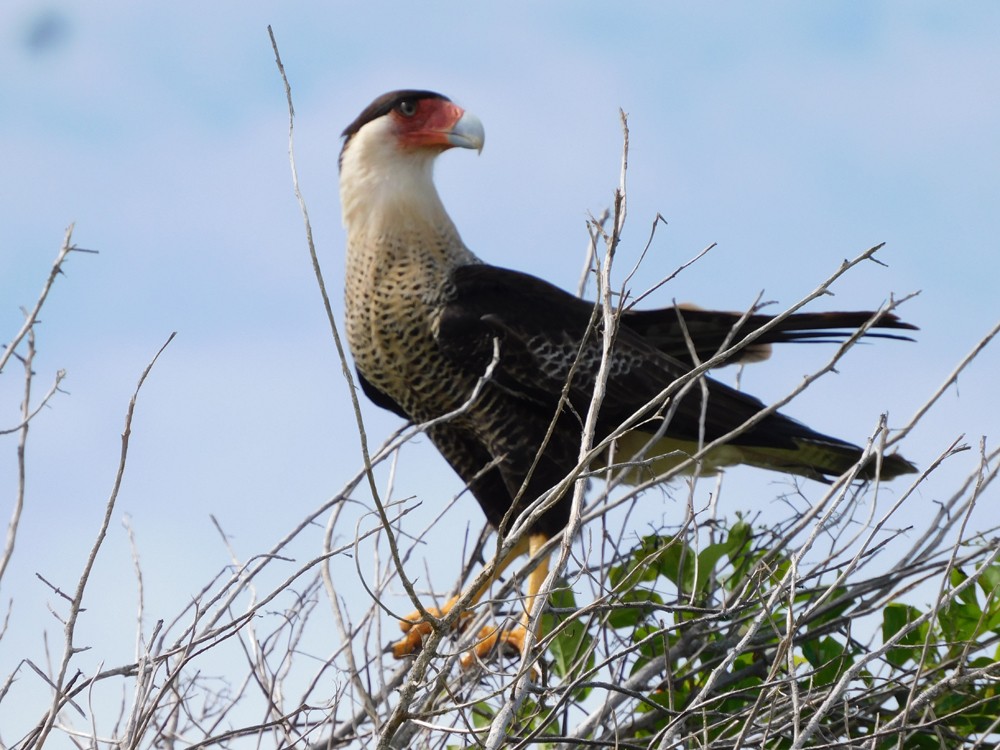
[398,606,442,634]
[391,603,481,657]
[391,606,443,656]
[459,624,528,668]
[387,534,551,668]
[391,620,433,657]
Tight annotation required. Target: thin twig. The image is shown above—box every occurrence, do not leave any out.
[0,225,89,375]
[26,333,174,750]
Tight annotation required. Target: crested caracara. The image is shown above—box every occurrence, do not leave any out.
[338,90,916,665]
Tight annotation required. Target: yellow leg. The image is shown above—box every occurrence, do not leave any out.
[460,533,551,667]
[390,534,535,658]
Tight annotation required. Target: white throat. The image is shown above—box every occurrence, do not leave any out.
[340,117,458,242]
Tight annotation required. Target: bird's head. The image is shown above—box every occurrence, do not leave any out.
[339,90,484,233]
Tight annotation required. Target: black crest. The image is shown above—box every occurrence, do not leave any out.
[342,90,448,138]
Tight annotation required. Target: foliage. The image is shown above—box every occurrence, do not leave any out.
[3,61,999,749]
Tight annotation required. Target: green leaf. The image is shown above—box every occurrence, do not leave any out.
[543,586,594,694]
[655,540,697,595]
[693,541,729,596]
[801,635,851,686]
[976,562,1000,599]
[940,568,988,644]
[723,521,758,587]
[882,603,930,668]
[608,535,678,590]
[724,520,752,557]
[471,701,494,729]
[513,697,560,738]
[631,623,669,667]
[608,587,664,629]
[952,567,980,609]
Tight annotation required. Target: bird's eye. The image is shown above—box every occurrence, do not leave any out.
[398,100,418,117]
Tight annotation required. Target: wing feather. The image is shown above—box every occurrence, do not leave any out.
[435,264,911,473]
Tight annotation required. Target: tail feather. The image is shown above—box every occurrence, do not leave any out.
[608,431,917,484]
[623,307,918,368]
[734,438,917,482]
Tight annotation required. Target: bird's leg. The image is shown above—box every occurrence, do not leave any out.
[460,532,551,668]
[391,595,465,658]
[390,534,532,658]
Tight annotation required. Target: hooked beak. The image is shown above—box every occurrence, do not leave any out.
[446,110,485,154]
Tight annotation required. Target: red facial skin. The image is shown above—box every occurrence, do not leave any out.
[392,98,466,151]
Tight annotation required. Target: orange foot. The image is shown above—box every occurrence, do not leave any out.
[390,607,529,667]
[390,605,473,658]
[459,624,528,668]
[392,607,441,658]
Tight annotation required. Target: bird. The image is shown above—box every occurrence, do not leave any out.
[338,89,917,665]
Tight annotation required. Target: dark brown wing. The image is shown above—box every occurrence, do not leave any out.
[437,264,916,481]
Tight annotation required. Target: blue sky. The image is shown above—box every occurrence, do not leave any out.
[1,2,998,743]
